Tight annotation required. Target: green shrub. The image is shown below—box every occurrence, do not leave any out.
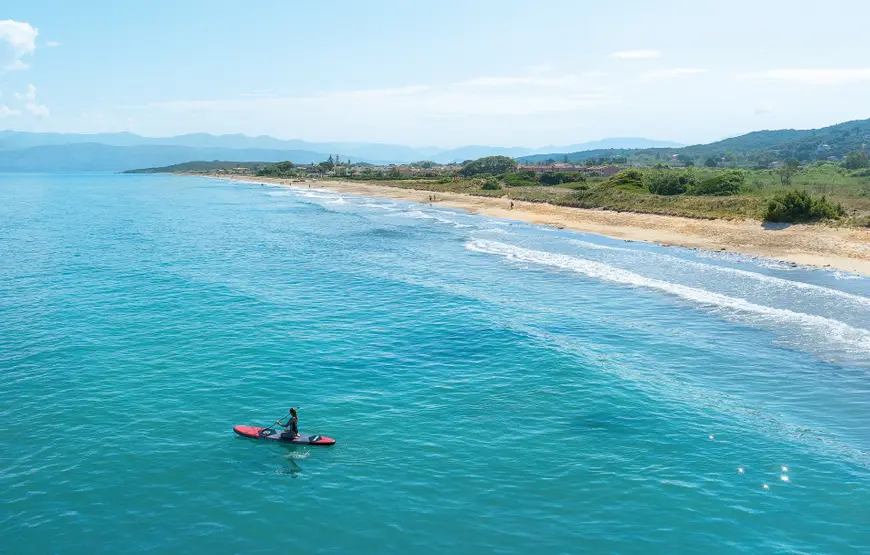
[503,172,538,187]
[644,169,694,195]
[560,182,589,191]
[481,179,502,190]
[690,170,744,196]
[608,169,644,189]
[763,190,846,223]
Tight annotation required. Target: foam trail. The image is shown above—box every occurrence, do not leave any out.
[466,239,870,360]
[394,210,473,228]
[566,238,870,308]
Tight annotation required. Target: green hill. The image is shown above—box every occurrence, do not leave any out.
[518,118,870,166]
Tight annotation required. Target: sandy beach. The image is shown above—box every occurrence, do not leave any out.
[225,175,870,276]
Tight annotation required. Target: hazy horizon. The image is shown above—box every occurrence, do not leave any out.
[3,1,870,147]
[1,128,693,151]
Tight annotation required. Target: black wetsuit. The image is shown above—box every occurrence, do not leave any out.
[279,416,298,438]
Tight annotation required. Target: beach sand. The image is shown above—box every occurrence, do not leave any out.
[225,176,870,276]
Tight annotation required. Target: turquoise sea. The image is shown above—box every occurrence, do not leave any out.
[2,173,869,554]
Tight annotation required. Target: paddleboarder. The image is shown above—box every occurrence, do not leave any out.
[275,408,299,439]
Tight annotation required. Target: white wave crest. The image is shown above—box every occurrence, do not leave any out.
[466,239,870,360]
[394,210,473,228]
[360,202,400,211]
[566,239,870,308]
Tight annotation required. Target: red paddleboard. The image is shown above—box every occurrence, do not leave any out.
[233,425,336,446]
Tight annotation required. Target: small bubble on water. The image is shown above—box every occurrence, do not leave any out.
[781,465,788,472]
[781,475,789,482]
[762,484,769,489]
[709,435,714,440]
[738,467,744,473]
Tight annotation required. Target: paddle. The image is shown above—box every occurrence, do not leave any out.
[260,408,300,437]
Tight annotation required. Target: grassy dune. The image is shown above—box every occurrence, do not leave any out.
[347,164,870,224]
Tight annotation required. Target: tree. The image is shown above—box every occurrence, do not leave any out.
[704,156,720,168]
[677,153,694,166]
[458,156,518,177]
[539,172,562,185]
[844,150,870,170]
[778,158,800,187]
[256,160,296,177]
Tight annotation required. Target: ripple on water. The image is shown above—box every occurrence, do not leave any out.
[1,174,869,554]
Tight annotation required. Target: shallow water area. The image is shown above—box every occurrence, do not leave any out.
[2,174,869,554]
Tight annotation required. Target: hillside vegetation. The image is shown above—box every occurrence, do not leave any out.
[518,118,870,168]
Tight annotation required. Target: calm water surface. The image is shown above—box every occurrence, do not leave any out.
[1,174,869,553]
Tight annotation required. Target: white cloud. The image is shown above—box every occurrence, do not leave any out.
[460,76,538,87]
[335,85,430,99]
[611,50,661,59]
[0,104,20,117]
[0,20,38,70]
[642,68,708,80]
[740,69,870,84]
[46,41,60,48]
[527,63,554,74]
[458,72,609,89]
[15,84,49,116]
[6,59,29,71]
[144,74,622,120]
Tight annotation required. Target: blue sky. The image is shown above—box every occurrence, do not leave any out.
[2,0,870,147]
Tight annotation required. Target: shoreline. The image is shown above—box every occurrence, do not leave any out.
[221,175,870,276]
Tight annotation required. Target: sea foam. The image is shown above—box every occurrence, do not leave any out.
[466,239,870,362]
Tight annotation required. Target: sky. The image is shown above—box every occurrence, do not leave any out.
[2,0,870,148]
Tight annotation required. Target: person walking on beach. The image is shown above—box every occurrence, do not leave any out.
[510,201,514,210]
[276,408,299,439]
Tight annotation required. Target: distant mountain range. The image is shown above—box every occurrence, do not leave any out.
[518,118,870,164]
[0,143,362,172]
[1,119,867,172]
[0,131,682,171]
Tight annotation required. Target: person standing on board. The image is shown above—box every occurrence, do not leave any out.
[276,408,299,439]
